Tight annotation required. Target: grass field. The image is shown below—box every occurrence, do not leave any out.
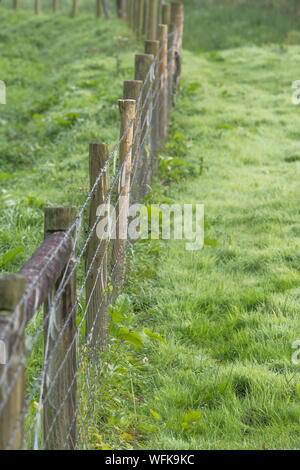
[0,0,300,450]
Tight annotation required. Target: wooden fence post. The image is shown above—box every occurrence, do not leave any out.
[13,0,19,10]
[171,2,184,51]
[158,24,168,141]
[96,0,102,18]
[53,0,58,13]
[123,80,143,189]
[134,53,154,194]
[0,274,26,450]
[43,206,77,450]
[162,3,171,26]
[116,0,125,19]
[130,0,135,30]
[35,0,40,15]
[143,0,148,35]
[111,100,136,284]
[71,0,78,18]
[86,143,110,347]
[138,0,145,37]
[147,0,158,40]
[145,40,160,160]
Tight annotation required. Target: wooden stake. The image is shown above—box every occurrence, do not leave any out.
[0,274,26,450]
[53,0,58,13]
[171,2,184,51]
[123,80,143,186]
[96,0,102,18]
[147,0,158,40]
[111,100,136,284]
[44,206,77,450]
[162,3,171,26]
[134,53,154,194]
[144,40,160,159]
[71,0,78,18]
[158,24,168,141]
[35,0,40,15]
[143,0,148,35]
[86,143,110,347]
[130,0,135,30]
[138,0,145,37]
[13,0,19,9]
[116,0,125,19]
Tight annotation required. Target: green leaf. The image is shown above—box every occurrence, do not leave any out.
[109,322,143,349]
[138,423,157,433]
[182,411,203,423]
[0,173,14,180]
[204,237,218,247]
[144,328,167,344]
[149,409,161,421]
[0,247,24,268]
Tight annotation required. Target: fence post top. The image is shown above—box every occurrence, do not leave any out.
[135,53,155,60]
[89,142,109,151]
[124,80,143,85]
[44,206,77,235]
[118,99,136,113]
[0,274,26,313]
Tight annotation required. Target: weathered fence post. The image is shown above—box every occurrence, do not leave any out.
[129,0,135,30]
[111,100,136,285]
[170,3,184,103]
[0,274,26,450]
[138,0,145,38]
[134,53,154,195]
[123,80,143,191]
[147,0,158,40]
[53,0,58,13]
[43,206,77,450]
[162,3,171,26]
[117,0,125,19]
[158,24,168,141]
[145,40,160,161]
[86,143,110,347]
[143,0,148,35]
[171,3,184,53]
[71,0,78,18]
[96,0,102,18]
[35,0,40,15]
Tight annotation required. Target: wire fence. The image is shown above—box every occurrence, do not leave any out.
[0,1,184,450]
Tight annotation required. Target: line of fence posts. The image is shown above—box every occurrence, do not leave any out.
[11,0,108,17]
[0,1,184,450]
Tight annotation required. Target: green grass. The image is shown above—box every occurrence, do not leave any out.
[123,43,300,449]
[182,0,300,51]
[0,4,140,271]
[1,1,300,450]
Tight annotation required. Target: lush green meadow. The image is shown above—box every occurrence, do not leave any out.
[0,0,300,450]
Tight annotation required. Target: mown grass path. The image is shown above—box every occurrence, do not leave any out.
[133,45,300,450]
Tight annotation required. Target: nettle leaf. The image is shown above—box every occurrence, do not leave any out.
[144,328,167,345]
[138,423,157,433]
[0,247,24,268]
[149,409,161,421]
[110,294,131,323]
[115,294,131,315]
[0,173,14,180]
[182,411,202,424]
[109,322,143,349]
